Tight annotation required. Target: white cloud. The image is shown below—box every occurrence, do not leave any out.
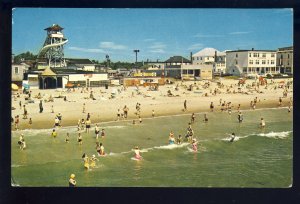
[194,34,224,38]
[99,41,127,50]
[188,43,204,50]
[229,31,250,35]
[148,42,166,53]
[149,42,166,49]
[149,49,165,53]
[68,46,106,53]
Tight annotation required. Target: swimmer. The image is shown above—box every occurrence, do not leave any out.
[191,113,196,123]
[95,124,100,139]
[133,146,142,160]
[238,112,243,123]
[133,120,136,125]
[99,143,105,155]
[169,133,175,145]
[260,118,265,128]
[82,153,89,170]
[96,142,101,155]
[85,118,91,133]
[65,132,70,143]
[229,133,235,142]
[69,174,76,187]
[51,129,57,138]
[152,110,155,117]
[203,114,208,122]
[29,118,32,125]
[139,116,142,123]
[77,133,83,145]
[90,154,99,168]
[191,139,198,152]
[177,135,182,145]
[54,117,60,128]
[101,129,105,138]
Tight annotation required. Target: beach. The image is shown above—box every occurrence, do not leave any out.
[11,78,293,130]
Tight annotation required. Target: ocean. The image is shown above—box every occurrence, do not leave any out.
[11,107,293,187]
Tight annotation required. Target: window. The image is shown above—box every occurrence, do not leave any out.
[192,57,195,60]
[200,57,202,60]
[236,60,238,65]
[249,53,251,57]
[197,57,199,60]
[249,60,253,64]
[256,67,260,72]
[236,54,238,58]
[257,53,260,57]
[266,68,269,72]
[243,67,247,73]
[267,60,269,64]
[262,60,266,64]
[207,57,209,60]
[14,67,19,74]
[287,54,289,59]
[253,53,258,57]
[271,60,275,64]
[271,53,275,57]
[262,53,266,57]
[255,60,259,65]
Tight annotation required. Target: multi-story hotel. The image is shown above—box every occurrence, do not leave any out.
[276,46,293,74]
[226,49,278,76]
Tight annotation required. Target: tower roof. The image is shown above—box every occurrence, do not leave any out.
[44,24,64,31]
[41,67,57,76]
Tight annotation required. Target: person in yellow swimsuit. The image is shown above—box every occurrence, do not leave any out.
[90,154,99,168]
[82,153,89,170]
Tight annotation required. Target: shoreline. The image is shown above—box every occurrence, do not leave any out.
[12,101,290,131]
[11,78,293,130]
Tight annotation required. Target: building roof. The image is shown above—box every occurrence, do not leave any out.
[193,48,225,57]
[165,56,191,63]
[44,24,64,31]
[278,46,293,51]
[65,58,94,65]
[41,67,57,76]
[226,49,276,53]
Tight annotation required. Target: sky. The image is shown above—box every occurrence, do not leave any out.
[12,8,293,62]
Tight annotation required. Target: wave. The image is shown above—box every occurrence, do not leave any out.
[257,131,292,139]
[154,143,190,150]
[221,131,292,142]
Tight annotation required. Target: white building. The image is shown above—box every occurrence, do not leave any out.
[12,63,27,86]
[192,48,226,75]
[276,46,293,74]
[226,49,278,76]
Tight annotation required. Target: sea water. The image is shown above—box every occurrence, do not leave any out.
[11,108,293,187]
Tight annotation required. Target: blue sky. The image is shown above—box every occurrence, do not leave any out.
[12,8,293,62]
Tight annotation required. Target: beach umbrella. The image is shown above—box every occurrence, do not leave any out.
[11,83,18,91]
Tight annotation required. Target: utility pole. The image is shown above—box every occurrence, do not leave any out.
[133,49,140,64]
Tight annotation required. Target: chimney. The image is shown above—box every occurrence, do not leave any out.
[214,51,217,62]
[251,48,254,51]
[190,52,193,64]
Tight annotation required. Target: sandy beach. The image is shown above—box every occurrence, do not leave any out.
[11,78,293,130]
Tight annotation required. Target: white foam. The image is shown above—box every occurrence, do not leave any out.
[154,142,189,150]
[257,131,292,139]
[221,131,292,142]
